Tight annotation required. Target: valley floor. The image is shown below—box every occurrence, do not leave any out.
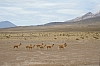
[0,31,100,66]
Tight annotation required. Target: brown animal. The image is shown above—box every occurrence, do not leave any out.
[26,44,35,49]
[40,44,46,49]
[26,46,29,48]
[64,43,67,47]
[46,44,54,50]
[36,43,43,48]
[13,43,22,49]
[58,43,67,50]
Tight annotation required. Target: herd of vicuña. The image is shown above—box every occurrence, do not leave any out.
[13,43,67,50]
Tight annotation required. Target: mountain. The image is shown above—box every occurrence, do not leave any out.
[68,12,94,22]
[45,11,100,26]
[68,11,100,22]
[44,11,99,26]
[0,10,100,31]
[1,15,100,32]
[0,21,16,28]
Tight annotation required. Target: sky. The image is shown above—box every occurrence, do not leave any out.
[0,0,100,26]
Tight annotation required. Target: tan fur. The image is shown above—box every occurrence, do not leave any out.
[26,44,35,49]
[13,43,22,49]
[58,43,67,50]
[40,44,46,49]
[46,44,54,50]
[36,43,43,48]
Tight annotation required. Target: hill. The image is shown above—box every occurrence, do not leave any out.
[0,21,16,28]
[0,15,100,32]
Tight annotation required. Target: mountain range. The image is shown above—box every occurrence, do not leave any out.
[67,11,100,22]
[44,10,100,26]
[0,10,100,31]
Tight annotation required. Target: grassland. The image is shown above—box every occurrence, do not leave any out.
[0,31,100,66]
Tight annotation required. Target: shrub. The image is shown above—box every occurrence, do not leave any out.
[76,38,79,40]
[93,37,99,39]
[80,37,84,39]
[6,36,10,38]
[54,38,57,39]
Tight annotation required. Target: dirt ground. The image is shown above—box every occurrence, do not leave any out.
[0,32,100,66]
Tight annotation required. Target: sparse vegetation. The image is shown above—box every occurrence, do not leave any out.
[0,31,100,66]
[80,37,84,39]
[0,31,99,41]
[76,38,79,40]
[93,36,99,39]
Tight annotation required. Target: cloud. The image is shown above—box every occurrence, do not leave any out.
[0,0,100,26]
[56,9,86,15]
[0,7,39,15]
[0,0,57,8]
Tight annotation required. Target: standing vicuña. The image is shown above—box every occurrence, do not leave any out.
[58,43,67,50]
[40,44,46,50]
[36,43,43,48]
[13,43,22,49]
[26,44,35,49]
[46,44,54,50]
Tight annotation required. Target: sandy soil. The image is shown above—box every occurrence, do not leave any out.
[0,32,100,66]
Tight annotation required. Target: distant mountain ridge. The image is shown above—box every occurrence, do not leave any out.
[0,21,16,28]
[69,12,94,22]
[68,11,100,22]
[0,10,100,31]
[44,10,100,26]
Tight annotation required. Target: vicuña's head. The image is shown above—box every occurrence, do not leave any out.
[52,44,54,47]
[33,45,35,47]
[42,43,44,45]
[44,44,46,47]
[19,43,22,46]
[30,44,32,46]
[64,43,67,47]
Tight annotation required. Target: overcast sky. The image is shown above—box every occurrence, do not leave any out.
[0,0,100,26]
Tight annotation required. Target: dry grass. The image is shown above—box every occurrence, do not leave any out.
[0,31,100,66]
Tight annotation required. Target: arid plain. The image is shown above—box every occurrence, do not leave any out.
[0,31,100,66]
